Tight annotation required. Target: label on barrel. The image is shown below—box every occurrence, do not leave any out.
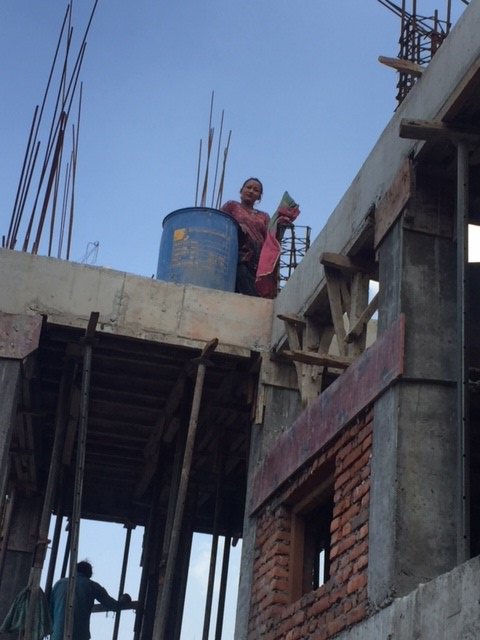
[173,228,187,241]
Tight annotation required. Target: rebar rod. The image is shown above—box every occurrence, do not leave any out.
[215,130,231,209]
[31,113,67,254]
[6,106,39,247]
[211,109,224,208]
[11,140,41,249]
[58,158,72,258]
[9,5,70,249]
[48,143,64,256]
[195,139,202,207]
[200,91,215,207]
[66,85,82,260]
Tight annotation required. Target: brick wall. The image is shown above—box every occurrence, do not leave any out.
[248,409,373,640]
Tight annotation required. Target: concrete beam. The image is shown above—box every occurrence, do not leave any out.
[250,315,405,515]
[0,250,273,356]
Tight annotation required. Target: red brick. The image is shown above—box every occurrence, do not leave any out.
[326,615,347,636]
[346,604,367,625]
[346,573,367,594]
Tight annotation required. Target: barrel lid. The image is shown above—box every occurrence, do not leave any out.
[162,206,239,229]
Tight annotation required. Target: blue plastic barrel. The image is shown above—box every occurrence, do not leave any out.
[156,207,238,292]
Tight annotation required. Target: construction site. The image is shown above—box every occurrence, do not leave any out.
[2,0,480,638]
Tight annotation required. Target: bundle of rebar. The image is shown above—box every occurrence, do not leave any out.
[2,1,99,259]
[194,91,232,209]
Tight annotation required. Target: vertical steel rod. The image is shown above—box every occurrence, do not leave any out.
[45,511,64,600]
[61,525,71,579]
[456,140,470,563]
[112,526,133,640]
[214,536,231,640]
[202,448,225,640]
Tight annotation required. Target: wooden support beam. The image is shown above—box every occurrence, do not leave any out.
[399,118,480,143]
[347,272,369,357]
[345,292,379,344]
[279,350,353,370]
[320,252,373,275]
[378,55,425,77]
[324,268,347,357]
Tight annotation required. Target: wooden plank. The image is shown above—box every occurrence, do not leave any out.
[249,314,405,515]
[347,272,369,356]
[277,313,307,326]
[345,292,379,343]
[320,252,373,275]
[374,157,413,249]
[279,350,352,369]
[324,268,347,356]
[399,118,480,142]
[378,55,425,77]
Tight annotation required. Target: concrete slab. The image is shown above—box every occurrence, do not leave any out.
[0,249,273,355]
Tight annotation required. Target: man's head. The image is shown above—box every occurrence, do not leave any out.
[77,561,93,578]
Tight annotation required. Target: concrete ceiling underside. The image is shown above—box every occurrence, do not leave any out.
[12,322,257,538]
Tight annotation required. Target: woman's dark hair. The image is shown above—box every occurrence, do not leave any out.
[240,177,263,197]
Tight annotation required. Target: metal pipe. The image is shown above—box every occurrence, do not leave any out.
[45,511,64,600]
[456,140,470,563]
[112,526,133,640]
[214,536,231,640]
[202,447,225,640]
[60,524,71,579]
[153,339,218,640]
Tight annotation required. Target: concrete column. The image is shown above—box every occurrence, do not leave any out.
[369,177,458,604]
[0,493,42,632]
[0,359,21,506]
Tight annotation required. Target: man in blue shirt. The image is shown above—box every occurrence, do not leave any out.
[50,561,131,640]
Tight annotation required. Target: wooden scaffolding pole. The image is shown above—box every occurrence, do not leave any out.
[152,338,218,640]
[64,312,98,640]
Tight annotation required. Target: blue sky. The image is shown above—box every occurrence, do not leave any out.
[1,2,472,639]
[1,1,468,275]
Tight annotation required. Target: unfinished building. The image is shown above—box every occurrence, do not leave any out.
[1,1,480,639]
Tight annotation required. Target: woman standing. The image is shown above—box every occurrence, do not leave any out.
[221,178,269,296]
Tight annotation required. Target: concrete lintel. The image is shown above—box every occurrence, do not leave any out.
[0,312,42,360]
[249,314,405,515]
[0,249,273,356]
